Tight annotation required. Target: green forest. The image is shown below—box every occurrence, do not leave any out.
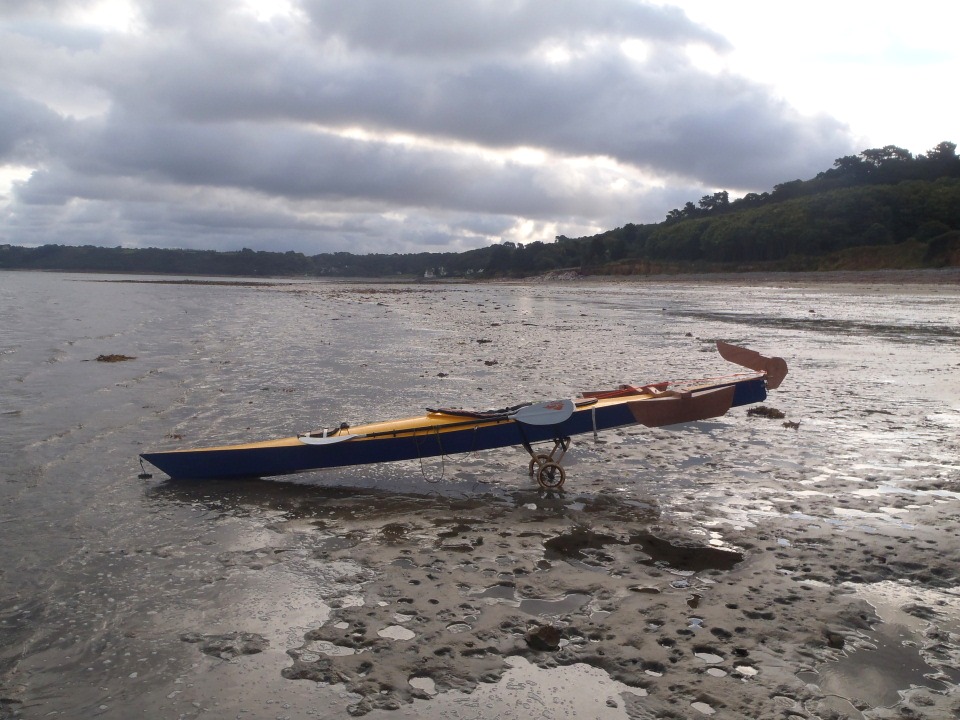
[3,142,959,278]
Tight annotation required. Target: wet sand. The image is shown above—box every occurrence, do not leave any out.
[1,272,958,719]
[590,268,960,286]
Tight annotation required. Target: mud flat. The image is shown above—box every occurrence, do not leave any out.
[1,273,958,719]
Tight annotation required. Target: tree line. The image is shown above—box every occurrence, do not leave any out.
[2,141,959,278]
[660,142,959,223]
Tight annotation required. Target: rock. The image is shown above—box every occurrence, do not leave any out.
[525,624,563,651]
[180,631,268,659]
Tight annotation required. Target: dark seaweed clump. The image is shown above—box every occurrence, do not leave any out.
[747,405,785,419]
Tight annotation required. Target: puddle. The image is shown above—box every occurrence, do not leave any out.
[408,675,437,696]
[694,651,724,664]
[797,622,952,708]
[474,583,517,601]
[314,534,362,552]
[520,593,591,616]
[691,700,716,715]
[543,528,742,572]
[304,640,356,657]
[396,655,646,718]
[378,625,416,641]
[473,582,592,617]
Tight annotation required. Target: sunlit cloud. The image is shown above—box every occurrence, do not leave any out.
[70,0,142,34]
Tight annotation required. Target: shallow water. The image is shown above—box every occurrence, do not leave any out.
[1,271,959,718]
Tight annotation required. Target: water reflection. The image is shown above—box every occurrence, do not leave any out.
[798,622,955,709]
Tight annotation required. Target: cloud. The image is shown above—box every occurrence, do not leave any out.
[0,0,858,253]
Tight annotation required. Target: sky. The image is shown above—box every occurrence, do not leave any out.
[1,0,957,255]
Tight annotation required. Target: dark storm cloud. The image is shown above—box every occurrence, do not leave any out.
[19,111,628,220]
[0,87,62,163]
[0,0,857,252]
[300,0,728,57]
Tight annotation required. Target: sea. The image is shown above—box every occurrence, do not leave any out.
[1,270,959,718]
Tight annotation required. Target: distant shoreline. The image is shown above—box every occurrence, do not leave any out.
[5,265,959,286]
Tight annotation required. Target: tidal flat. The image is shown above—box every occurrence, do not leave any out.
[1,270,959,719]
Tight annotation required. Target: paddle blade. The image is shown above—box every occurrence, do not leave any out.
[716,341,788,389]
[298,433,364,445]
[512,399,575,425]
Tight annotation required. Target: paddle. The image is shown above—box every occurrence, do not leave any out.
[510,398,575,425]
[297,398,575,446]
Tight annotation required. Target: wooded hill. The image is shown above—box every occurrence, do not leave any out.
[3,142,959,278]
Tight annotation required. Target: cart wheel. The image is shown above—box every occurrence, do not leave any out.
[537,462,566,489]
[528,453,552,476]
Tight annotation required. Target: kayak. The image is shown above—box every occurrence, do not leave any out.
[139,341,787,487]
